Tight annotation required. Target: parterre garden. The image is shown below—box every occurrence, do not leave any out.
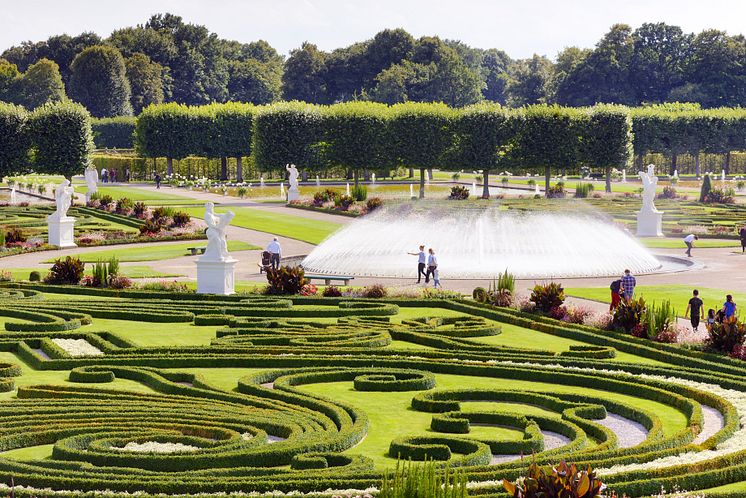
[0,282,744,497]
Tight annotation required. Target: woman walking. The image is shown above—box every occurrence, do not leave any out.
[426,248,440,288]
[722,294,737,320]
[740,226,746,253]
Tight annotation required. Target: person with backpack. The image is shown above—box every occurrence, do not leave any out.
[609,278,623,311]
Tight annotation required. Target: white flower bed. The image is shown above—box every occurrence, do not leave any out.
[116,441,199,453]
[51,339,103,357]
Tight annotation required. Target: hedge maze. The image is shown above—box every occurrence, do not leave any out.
[0,283,745,497]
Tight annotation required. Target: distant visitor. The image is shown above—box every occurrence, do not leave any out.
[407,245,427,284]
[266,237,282,270]
[683,234,698,257]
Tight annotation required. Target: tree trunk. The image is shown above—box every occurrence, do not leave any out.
[353,169,359,188]
[482,169,490,199]
[363,169,371,181]
[544,165,551,198]
[166,157,173,176]
[605,166,611,193]
[695,153,701,178]
[670,153,677,176]
[236,157,243,183]
[419,168,425,199]
[408,167,414,178]
[635,153,643,171]
[220,157,228,181]
[427,168,433,181]
[725,151,731,175]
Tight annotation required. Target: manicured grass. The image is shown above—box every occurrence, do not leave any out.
[82,319,220,347]
[567,285,746,318]
[182,206,342,245]
[44,240,259,263]
[1,444,54,460]
[639,237,740,249]
[4,265,182,281]
[79,185,199,205]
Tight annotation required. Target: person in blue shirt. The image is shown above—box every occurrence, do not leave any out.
[722,294,737,319]
[407,245,427,283]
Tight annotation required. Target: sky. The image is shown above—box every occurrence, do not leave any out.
[2,0,745,59]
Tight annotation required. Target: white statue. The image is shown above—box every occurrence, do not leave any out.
[50,179,74,221]
[638,164,659,213]
[286,164,299,190]
[84,165,99,201]
[202,202,235,262]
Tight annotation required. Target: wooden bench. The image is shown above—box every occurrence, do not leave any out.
[305,274,355,286]
[187,247,207,256]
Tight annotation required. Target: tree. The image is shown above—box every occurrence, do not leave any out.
[453,103,518,198]
[199,103,254,181]
[282,43,328,103]
[323,102,392,186]
[91,117,136,149]
[254,101,324,176]
[581,105,633,192]
[29,101,94,179]
[135,103,195,175]
[389,102,454,198]
[14,58,66,110]
[514,105,582,195]
[506,55,553,106]
[69,45,132,117]
[630,23,691,104]
[0,102,30,178]
[125,53,165,114]
[371,61,431,104]
[481,49,511,103]
[549,47,591,105]
[363,29,415,86]
[700,173,712,202]
[1,32,101,83]
[0,59,20,101]
[228,59,282,104]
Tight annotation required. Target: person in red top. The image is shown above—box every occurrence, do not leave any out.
[609,278,623,311]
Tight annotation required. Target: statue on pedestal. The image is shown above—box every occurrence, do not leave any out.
[84,165,98,202]
[47,179,77,247]
[202,202,235,262]
[286,164,300,201]
[639,164,659,213]
[636,164,664,237]
[49,180,74,221]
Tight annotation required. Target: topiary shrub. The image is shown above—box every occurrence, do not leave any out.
[44,256,85,285]
[266,266,308,295]
[658,186,677,199]
[362,284,387,298]
[699,174,712,202]
[29,271,41,282]
[529,282,565,313]
[322,285,342,297]
[472,287,487,302]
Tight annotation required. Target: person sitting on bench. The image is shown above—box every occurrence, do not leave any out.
[266,237,282,269]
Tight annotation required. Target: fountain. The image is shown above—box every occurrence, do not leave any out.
[673,169,679,179]
[9,188,17,205]
[534,184,540,195]
[346,183,350,196]
[280,182,285,198]
[622,170,626,183]
[371,173,376,184]
[260,177,265,188]
[301,203,671,280]
[471,181,477,196]
[409,184,414,198]
[316,175,320,187]
[722,169,726,182]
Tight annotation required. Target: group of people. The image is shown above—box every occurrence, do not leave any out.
[685,290,737,332]
[408,245,440,288]
[609,269,638,310]
[99,168,129,183]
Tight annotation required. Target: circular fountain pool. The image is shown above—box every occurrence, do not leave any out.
[301,204,692,280]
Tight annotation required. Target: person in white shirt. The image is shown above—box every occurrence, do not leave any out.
[266,237,282,269]
[407,245,427,283]
[683,234,698,257]
[426,248,439,286]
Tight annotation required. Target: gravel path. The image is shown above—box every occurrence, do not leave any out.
[51,338,103,357]
[597,413,649,448]
[694,405,726,444]
[489,429,571,466]
[116,441,199,453]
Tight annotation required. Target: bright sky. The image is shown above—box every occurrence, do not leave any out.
[2,0,744,59]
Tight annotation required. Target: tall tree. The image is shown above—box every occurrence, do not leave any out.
[228,59,282,104]
[14,58,66,110]
[0,59,20,101]
[29,101,94,179]
[282,43,328,103]
[481,49,511,103]
[362,28,415,86]
[629,23,691,104]
[125,53,165,114]
[0,102,30,178]
[69,45,132,117]
[506,54,553,106]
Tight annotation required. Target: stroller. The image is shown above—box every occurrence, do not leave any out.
[258,251,272,273]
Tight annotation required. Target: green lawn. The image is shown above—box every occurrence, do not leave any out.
[182,206,342,245]
[5,265,182,281]
[79,185,200,205]
[639,237,740,249]
[567,284,745,317]
[44,240,259,263]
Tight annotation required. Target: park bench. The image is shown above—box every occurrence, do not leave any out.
[305,274,355,286]
[187,247,207,256]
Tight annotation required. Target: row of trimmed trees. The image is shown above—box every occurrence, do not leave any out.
[134,101,633,197]
[0,101,93,180]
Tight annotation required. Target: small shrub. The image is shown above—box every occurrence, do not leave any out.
[139,219,162,235]
[313,189,339,207]
[44,256,85,285]
[501,176,509,186]
[503,461,605,498]
[172,211,191,227]
[237,187,248,198]
[136,280,190,292]
[529,282,565,313]
[706,316,746,354]
[472,287,488,303]
[115,197,133,214]
[322,286,342,297]
[658,186,677,199]
[98,194,114,208]
[549,306,568,321]
[5,227,25,244]
[492,289,515,308]
[546,182,565,198]
[133,202,147,218]
[699,174,712,202]
[266,266,308,295]
[29,271,41,282]
[151,206,174,221]
[366,197,383,212]
[108,275,132,289]
[451,172,461,181]
[704,187,735,204]
[351,185,368,201]
[737,180,745,191]
[335,194,355,210]
[564,306,593,325]
[573,183,593,198]
[611,298,646,333]
[0,270,11,282]
[362,284,387,298]
[496,269,515,294]
[448,185,470,200]
[527,179,536,186]
[645,300,676,339]
[299,283,318,296]
[381,460,468,498]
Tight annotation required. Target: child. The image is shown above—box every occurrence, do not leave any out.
[707,309,718,330]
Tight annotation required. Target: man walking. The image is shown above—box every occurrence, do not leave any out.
[407,245,427,283]
[684,234,698,257]
[266,237,282,270]
[621,269,636,303]
[685,289,704,332]
[155,173,162,189]
[740,226,746,253]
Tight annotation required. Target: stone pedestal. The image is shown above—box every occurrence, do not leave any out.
[636,210,664,237]
[287,187,300,202]
[47,216,77,248]
[196,258,237,295]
